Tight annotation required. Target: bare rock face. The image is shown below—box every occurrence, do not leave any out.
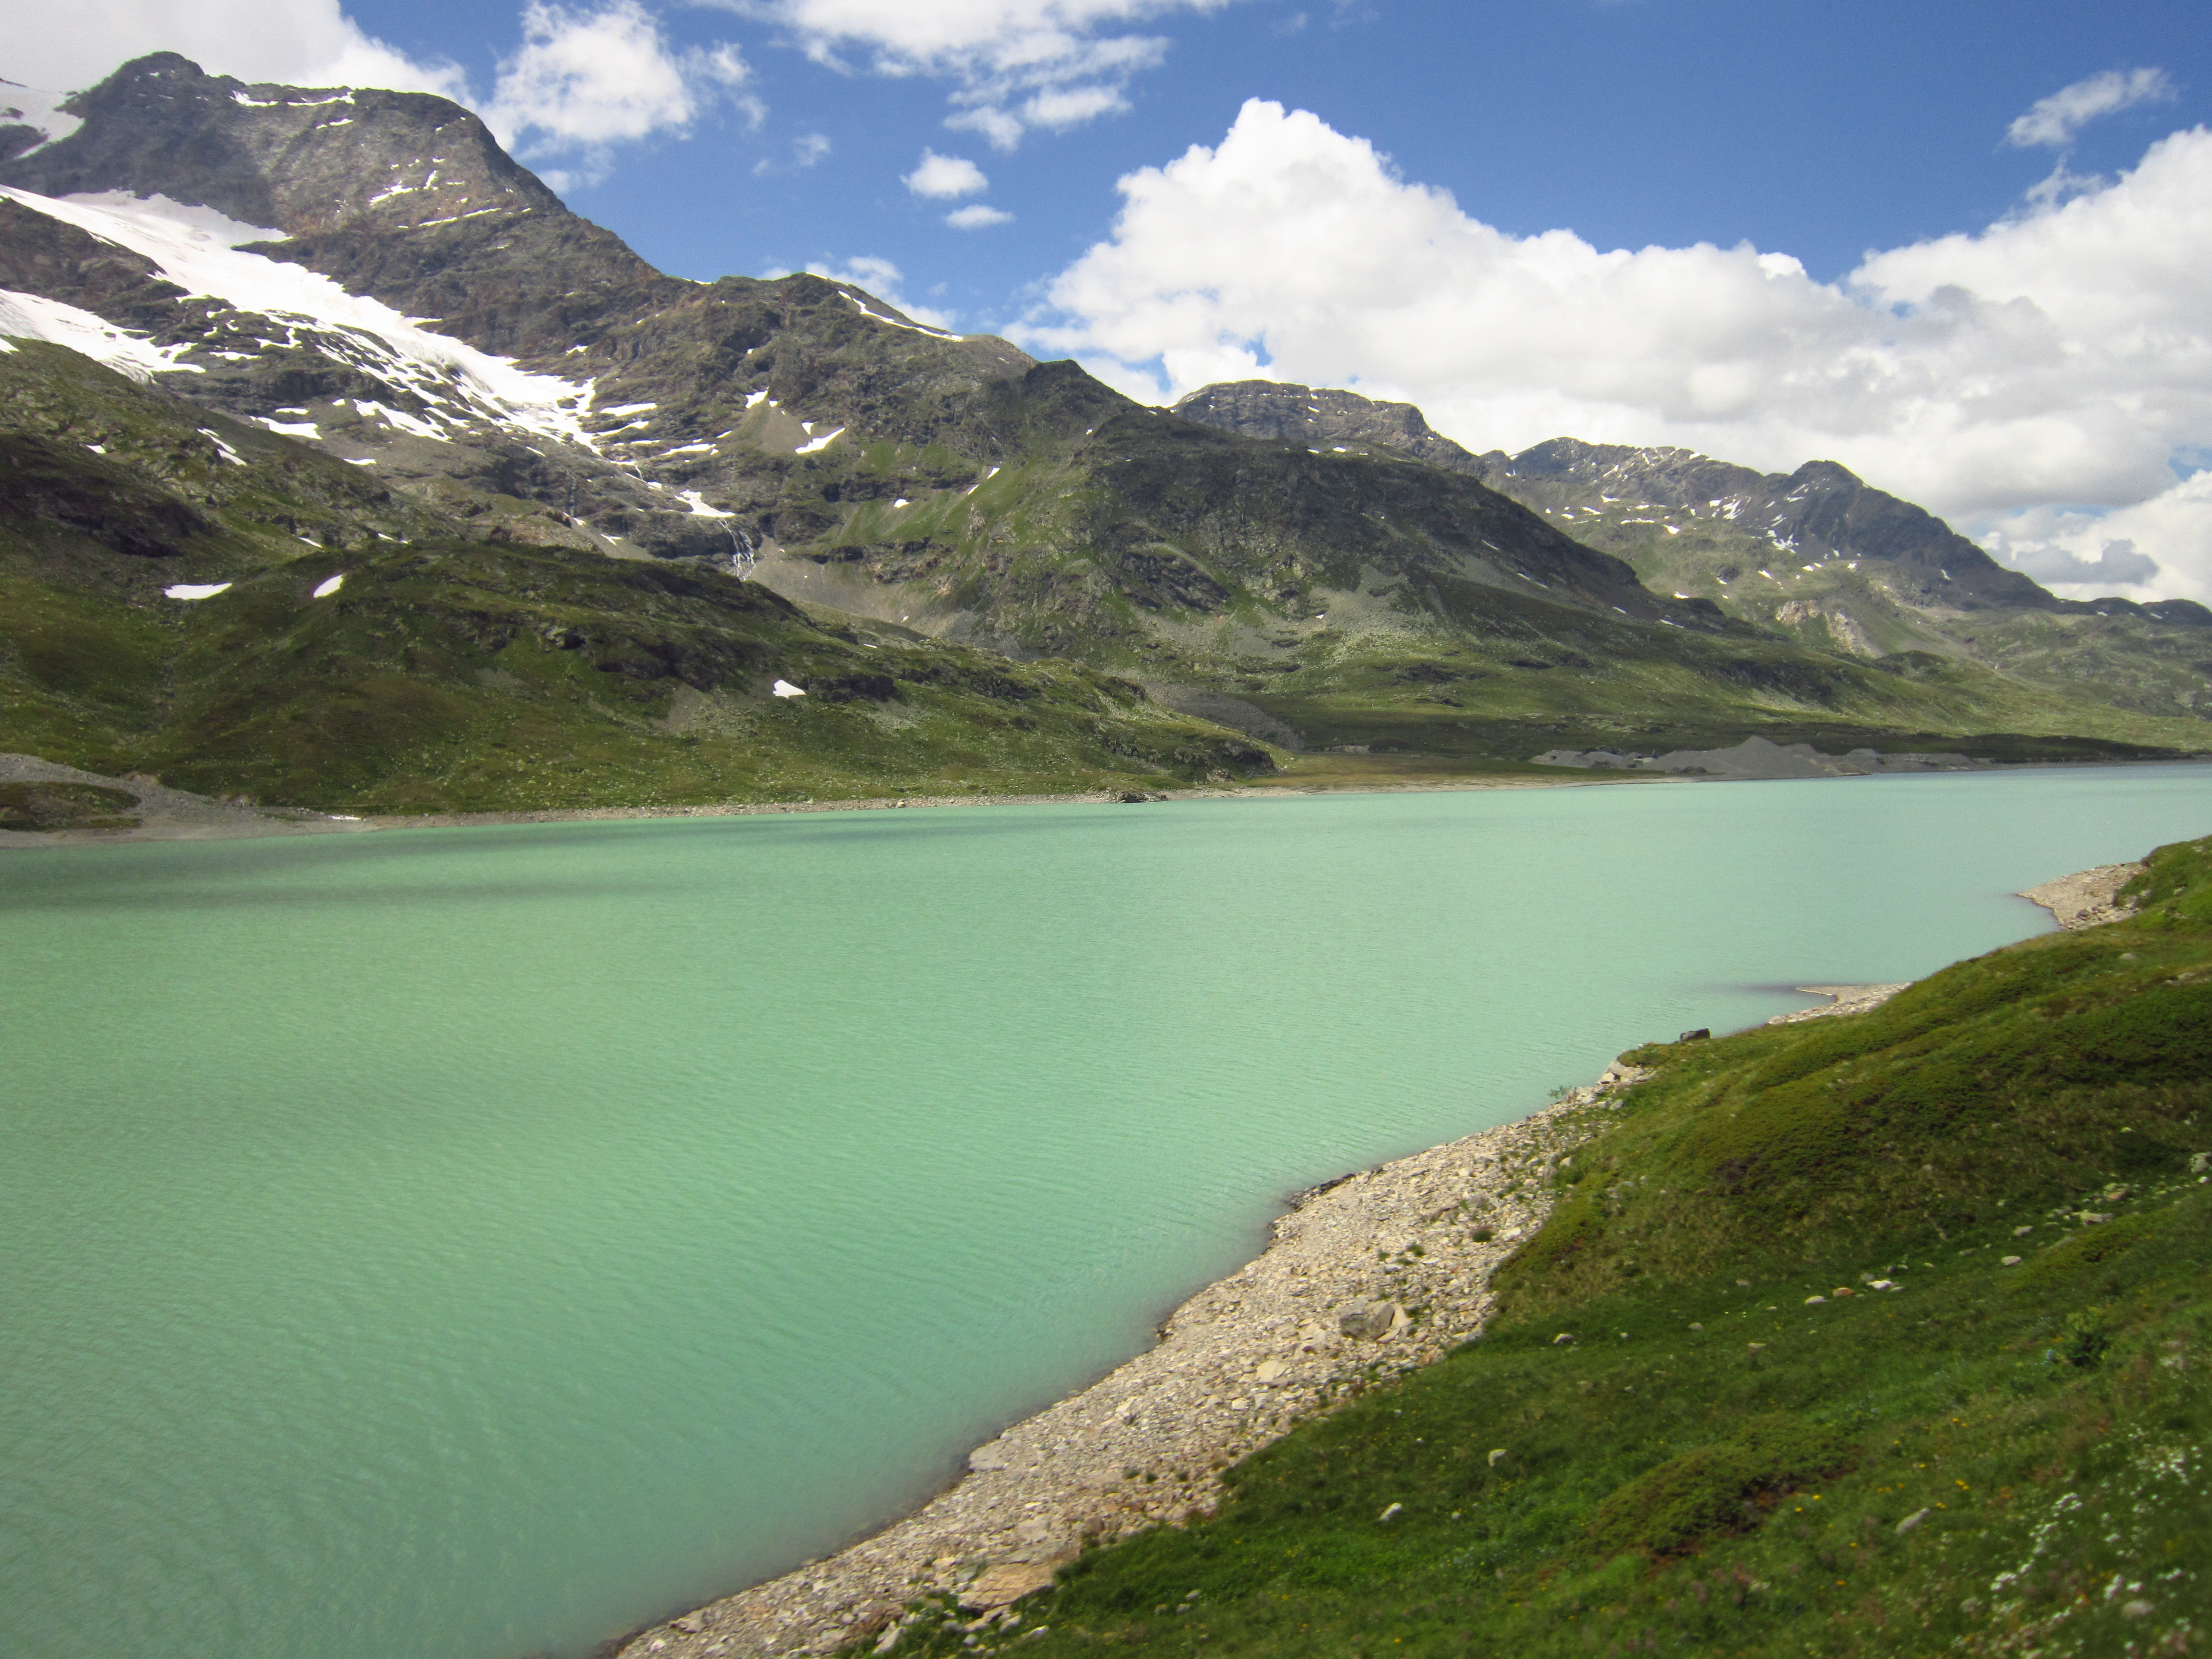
[1,53,562,238]
[0,53,676,359]
[1172,380,1490,477]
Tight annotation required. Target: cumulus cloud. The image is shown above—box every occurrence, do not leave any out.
[1980,478,2212,605]
[903,148,988,197]
[946,203,1012,228]
[1024,99,2212,600]
[486,0,759,186]
[2007,67,2175,149]
[3,0,466,97]
[708,0,1234,146]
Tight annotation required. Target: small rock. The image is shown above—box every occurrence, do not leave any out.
[2014,1224,2035,1235]
[1552,1332,1574,1345]
[1487,1448,1508,1466]
[1896,1508,1931,1534]
[2078,1212,2114,1225]
[2189,1152,2211,1175]
[875,1623,903,1654]
[1831,1286,1853,1297]
[969,1443,1011,1472]
[1688,1322,1703,1331]
[960,1563,1058,1611]
[1804,1295,1826,1305]
[672,1615,704,1634]
[1254,1359,1287,1383]
[2123,1599,2154,1619]
[2104,1186,2130,1202]
[1747,1342,1766,1350]
[1677,1028,1710,1042]
[1338,1302,1397,1340]
[1378,1502,1406,1523]
[2001,1255,2022,1266]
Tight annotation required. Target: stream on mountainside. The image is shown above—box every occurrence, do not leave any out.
[3,765,2209,1659]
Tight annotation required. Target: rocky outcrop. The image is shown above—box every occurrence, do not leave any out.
[1171,380,1490,477]
[1766,984,1911,1025]
[2020,862,2146,930]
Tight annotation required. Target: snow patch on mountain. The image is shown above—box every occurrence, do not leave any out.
[0,288,202,379]
[0,80,83,154]
[0,187,601,450]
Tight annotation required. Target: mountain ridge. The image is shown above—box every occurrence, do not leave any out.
[3,54,2208,811]
[1174,379,2212,725]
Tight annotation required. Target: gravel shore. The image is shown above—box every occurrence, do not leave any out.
[2020,861,2145,930]
[613,1072,1651,1659]
[616,866,2146,1659]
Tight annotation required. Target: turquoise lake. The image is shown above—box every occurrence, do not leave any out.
[4,766,2210,1659]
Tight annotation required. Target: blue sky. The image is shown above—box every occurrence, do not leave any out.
[12,0,2212,598]
[323,0,2211,313]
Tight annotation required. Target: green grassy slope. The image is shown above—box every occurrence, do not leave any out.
[0,342,1278,809]
[750,384,2212,764]
[875,838,2212,1658]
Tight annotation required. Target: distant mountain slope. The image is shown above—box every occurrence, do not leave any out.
[4,53,2208,802]
[0,339,1274,808]
[1176,381,2212,727]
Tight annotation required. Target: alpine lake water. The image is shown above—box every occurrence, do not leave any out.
[4,764,2210,1659]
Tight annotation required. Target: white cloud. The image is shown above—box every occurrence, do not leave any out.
[485,0,758,185]
[1021,82,1127,129]
[1980,476,2212,605]
[3,0,466,98]
[946,203,1012,228]
[2007,67,2175,149]
[793,131,832,165]
[903,148,988,196]
[708,0,1232,146]
[1026,99,2212,600]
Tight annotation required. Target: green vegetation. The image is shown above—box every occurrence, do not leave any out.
[764,396,2212,763]
[1513,487,2212,730]
[870,837,2212,1657]
[0,342,1278,810]
[8,317,2211,810]
[0,781,141,830]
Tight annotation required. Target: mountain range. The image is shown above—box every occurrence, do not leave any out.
[2,54,2207,812]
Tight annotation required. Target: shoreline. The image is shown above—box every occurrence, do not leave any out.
[613,1078,1644,1659]
[609,859,2137,1659]
[7,752,2204,852]
[0,757,1618,849]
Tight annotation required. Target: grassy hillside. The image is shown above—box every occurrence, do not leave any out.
[0,341,1278,810]
[872,838,2212,1658]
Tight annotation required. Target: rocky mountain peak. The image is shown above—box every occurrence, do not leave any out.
[1172,378,1488,476]
[0,53,561,239]
[0,54,669,360]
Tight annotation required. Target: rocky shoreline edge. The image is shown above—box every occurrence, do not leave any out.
[613,1080,1643,1659]
[0,751,1601,848]
[608,861,2138,1659]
